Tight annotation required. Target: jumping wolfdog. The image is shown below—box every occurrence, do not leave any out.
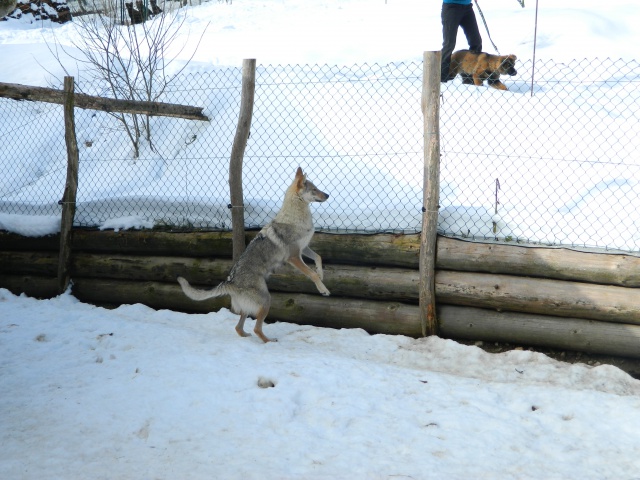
[177,167,330,343]
[449,50,518,91]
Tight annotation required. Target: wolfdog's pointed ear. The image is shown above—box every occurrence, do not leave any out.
[295,167,305,188]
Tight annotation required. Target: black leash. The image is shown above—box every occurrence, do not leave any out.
[473,0,500,55]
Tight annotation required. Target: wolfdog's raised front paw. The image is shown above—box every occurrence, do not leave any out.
[318,285,330,297]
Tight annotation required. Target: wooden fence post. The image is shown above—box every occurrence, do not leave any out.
[57,76,80,294]
[229,59,256,261]
[419,51,441,336]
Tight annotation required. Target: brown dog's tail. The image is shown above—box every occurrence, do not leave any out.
[177,276,229,301]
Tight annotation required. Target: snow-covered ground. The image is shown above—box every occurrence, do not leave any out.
[2,289,640,479]
[2,3,640,478]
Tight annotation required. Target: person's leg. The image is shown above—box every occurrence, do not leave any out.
[460,4,482,53]
[441,4,464,81]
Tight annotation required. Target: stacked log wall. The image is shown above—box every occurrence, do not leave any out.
[1,230,640,358]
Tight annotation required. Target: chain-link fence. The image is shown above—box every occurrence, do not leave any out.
[440,58,640,252]
[1,57,639,252]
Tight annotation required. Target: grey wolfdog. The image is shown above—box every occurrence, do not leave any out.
[177,167,330,343]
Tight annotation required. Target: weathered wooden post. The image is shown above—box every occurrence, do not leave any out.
[57,76,80,294]
[419,51,441,336]
[229,59,256,261]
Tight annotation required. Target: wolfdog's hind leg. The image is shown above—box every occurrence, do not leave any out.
[235,314,251,337]
[254,305,276,343]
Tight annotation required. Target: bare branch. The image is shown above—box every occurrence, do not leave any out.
[45,0,206,158]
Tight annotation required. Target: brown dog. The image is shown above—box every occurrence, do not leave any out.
[449,50,517,91]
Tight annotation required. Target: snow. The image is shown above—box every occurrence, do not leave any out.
[0,212,60,236]
[2,2,640,478]
[99,215,154,232]
[2,288,640,479]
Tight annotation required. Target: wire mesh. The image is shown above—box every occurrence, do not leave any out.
[1,57,639,252]
[440,57,640,252]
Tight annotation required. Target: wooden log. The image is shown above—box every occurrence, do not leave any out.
[0,250,233,285]
[439,304,640,359]
[0,231,234,256]
[437,236,640,287]
[229,59,256,261]
[0,230,421,267]
[2,229,639,285]
[0,251,59,276]
[0,82,209,121]
[71,230,236,257]
[436,270,640,325]
[0,274,59,299]
[11,230,637,285]
[72,277,230,313]
[419,50,442,337]
[269,264,419,303]
[0,232,60,251]
[308,233,420,268]
[71,253,233,285]
[58,76,80,294]
[6,249,640,326]
[268,293,421,337]
[70,278,422,337]
[0,251,420,303]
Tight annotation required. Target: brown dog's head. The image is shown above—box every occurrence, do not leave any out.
[500,55,518,76]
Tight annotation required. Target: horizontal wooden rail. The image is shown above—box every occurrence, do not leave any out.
[436,270,640,325]
[439,305,640,359]
[0,251,420,303]
[2,231,639,286]
[0,82,209,121]
[4,248,640,325]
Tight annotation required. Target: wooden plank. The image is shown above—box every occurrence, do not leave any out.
[57,76,79,294]
[419,51,442,336]
[437,236,640,287]
[439,304,640,359]
[229,59,256,261]
[436,270,640,325]
[0,81,209,121]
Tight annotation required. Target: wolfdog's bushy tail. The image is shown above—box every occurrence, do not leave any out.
[177,276,229,301]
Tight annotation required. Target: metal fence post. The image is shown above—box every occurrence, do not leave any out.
[419,51,441,337]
